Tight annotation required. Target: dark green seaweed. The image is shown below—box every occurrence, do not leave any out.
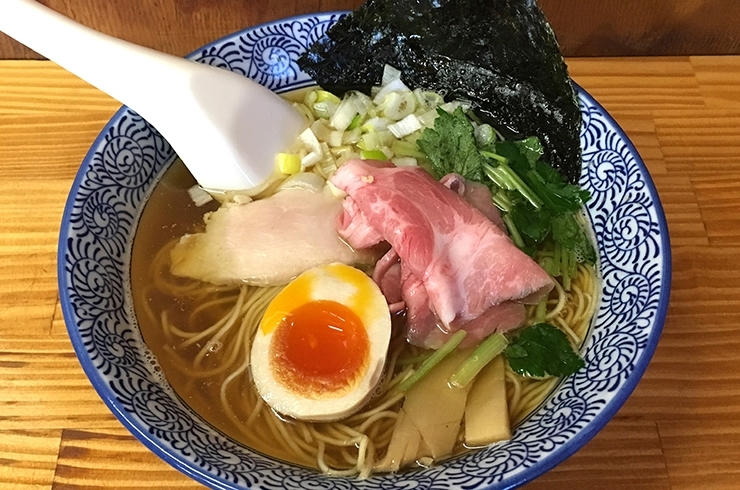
[298,0,583,184]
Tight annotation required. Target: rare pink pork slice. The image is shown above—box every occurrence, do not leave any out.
[170,187,370,286]
[331,160,554,330]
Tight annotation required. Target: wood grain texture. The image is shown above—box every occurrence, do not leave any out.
[1,0,738,59]
[1,52,740,488]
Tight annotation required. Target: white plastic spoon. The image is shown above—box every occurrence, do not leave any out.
[0,0,305,192]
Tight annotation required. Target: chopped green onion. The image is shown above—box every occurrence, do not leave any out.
[448,333,508,388]
[397,330,467,393]
[381,64,402,86]
[391,140,425,158]
[312,101,337,119]
[413,89,444,111]
[343,127,362,145]
[331,97,360,131]
[347,113,363,130]
[276,153,301,175]
[373,78,411,105]
[379,91,417,120]
[392,157,418,167]
[303,89,318,106]
[361,149,388,160]
[388,114,422,138]
[328,130,344,147]
[361,116,391,133]
[316,90,341,105]
[358,130,393,151]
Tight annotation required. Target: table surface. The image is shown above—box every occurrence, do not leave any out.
[1,49,739,490]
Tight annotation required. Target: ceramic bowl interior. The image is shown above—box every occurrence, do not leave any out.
[58,12,671,490]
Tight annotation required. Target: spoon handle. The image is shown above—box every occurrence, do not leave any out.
[0,0,305,191]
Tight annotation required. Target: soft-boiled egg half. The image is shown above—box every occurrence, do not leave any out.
[251,262,391,421]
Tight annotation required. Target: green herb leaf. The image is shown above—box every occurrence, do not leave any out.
[504,323,585,378]
[514,136,544,166]
[492,140,532,176]
[417,107,485,182]
[525,161,589,212]
[551,214,597,264]
[508,200,551,244]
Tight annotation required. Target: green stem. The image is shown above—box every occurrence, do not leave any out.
[535,297,547,323]
[483,162,543,209]
[491,190,512,213]
[397,330,467,393]
[480,150,508,163]
[448,333,508,388]
[502,213,525,249]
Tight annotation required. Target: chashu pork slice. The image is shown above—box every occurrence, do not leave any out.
[331,159,554,343]
[170,187,370,286]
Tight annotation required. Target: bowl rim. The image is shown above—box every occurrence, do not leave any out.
[56,11,672,490]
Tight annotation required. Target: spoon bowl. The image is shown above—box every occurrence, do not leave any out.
[0,0,305,191]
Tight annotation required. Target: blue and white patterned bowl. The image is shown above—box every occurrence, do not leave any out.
[58,12,671,490]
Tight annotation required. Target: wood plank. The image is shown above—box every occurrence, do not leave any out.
[0,430,60,490]
[0,180,69,337]
[53,429,203,489]
[0,62,120,114]
[0,338,120,430]
[523,420,670,489]
[650,174,708,247]
[691,56,740,109]
[568,57,705,111]
[2,0,740,59]
[659,419,740,490]
[654,109,740,175]
[693,174,740,245]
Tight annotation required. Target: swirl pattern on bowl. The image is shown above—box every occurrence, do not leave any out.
[58,12,671,490]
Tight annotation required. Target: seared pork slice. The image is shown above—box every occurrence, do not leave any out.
[170,187,370,286]
[331,160,553,346]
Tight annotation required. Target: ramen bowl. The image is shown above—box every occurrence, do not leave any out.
[58,12,671,490]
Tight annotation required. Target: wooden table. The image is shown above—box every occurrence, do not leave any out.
[1,52,738,489]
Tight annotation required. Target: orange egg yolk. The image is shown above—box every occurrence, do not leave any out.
[270,300,370,397]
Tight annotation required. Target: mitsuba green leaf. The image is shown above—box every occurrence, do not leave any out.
[417,107,484,182]
[523,160,589,213]
[551,214,597,264]
[514,136,544,166]
[509,200,551,244]
[493,140,532,176]
[504,323,585,378]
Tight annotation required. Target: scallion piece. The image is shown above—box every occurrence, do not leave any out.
[448,333,508,389]
[391,139,425,158]
[397,330,467,393]
[361,149,388,161]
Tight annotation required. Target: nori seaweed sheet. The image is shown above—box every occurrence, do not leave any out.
[297,0,583,184]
